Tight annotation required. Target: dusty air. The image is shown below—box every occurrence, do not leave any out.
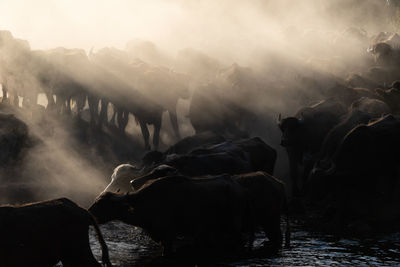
[0,0,399,266]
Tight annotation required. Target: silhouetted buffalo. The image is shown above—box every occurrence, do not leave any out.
[312,109,377,169]
[376,80,400,114]
[133,137,276,189]
[89,175,247,256]
[189,63,259,138]
[0,198,112,267]
[350,97,390,115]
[105,137,276,193]
[0,113,30,166]
[141,131,226,166]
[164,131,226,155]
[279,99,347,195]
[0,30,35,107]
[308,115,400,233]
[128,171,290,253]
[90,47,190,149]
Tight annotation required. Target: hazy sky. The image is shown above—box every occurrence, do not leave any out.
[0,0,282,60]
[0,1,388,63]
[0,0,184,50]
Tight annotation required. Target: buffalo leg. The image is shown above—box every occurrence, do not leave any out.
[75,93,86,117]
[287,149,300,197]
[88,94,99,126]
[117,108,124,131]
[46,91,56,111]
[117,108,129,132]
[65,96,72,115]
[55,94,65,114]
[12,91,19,107]
[161,239,175,257]
[153,115,162,151]
[110,103,117,125]
[301,160,314,194]
[2,84,7,102]
[98,99,109,127]
[263,216,282,254]
[121,110,129,129]
[61,229,101,267]
[22,95,29,108]
[139,120,151,150]
[168,110,181,140]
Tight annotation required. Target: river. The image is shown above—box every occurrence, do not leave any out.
[85,221,400,267]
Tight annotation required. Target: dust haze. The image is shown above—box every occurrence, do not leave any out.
[0,0,393,205]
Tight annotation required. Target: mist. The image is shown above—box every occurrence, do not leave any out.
[0,0,395,205]
[0,1,389,60]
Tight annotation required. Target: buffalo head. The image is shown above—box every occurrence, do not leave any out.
[103,164,143,193]
[89,192,134,224]
[278,117,303,147]
[130,164,179,191]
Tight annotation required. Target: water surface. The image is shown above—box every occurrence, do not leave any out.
[88,221,400,266]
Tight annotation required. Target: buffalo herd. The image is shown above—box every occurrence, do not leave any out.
[2,27,400,266]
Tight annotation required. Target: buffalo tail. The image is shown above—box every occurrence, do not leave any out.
[88,211,113,267]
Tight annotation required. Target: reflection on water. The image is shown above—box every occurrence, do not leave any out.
[88,221,400,267]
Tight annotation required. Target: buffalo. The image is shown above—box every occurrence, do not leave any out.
[0,198,112,267]
[308,114,400,233]
[376,80,400,114]
[164,137,276,177]
[128,171,290,253]
[90,47,190,149]
[141,131,226,166]
[104,137,276,193]
[163,131,226,156]
[279,99,347,196]
[189,65,257,139]
[350,97,390,115]
[0,113,30,166]
[89,175,247,257]
[312,109,378,169]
